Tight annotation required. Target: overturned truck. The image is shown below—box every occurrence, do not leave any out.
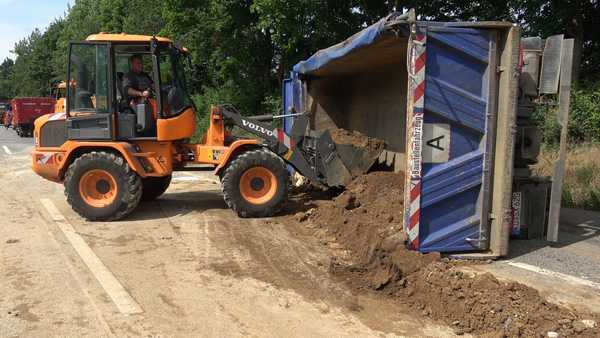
[282,11,570,256]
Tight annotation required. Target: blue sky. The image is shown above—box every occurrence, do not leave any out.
[0,0,72,61]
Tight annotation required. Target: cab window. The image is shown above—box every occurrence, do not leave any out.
[114,47,153,105]
[68,44,109,114]
[158,48,192,117]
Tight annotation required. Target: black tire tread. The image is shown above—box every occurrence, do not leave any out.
[64,151,142,221]
[221,148,289,218]
[141,175,172,201]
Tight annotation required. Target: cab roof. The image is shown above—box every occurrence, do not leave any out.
[85,33,173,43]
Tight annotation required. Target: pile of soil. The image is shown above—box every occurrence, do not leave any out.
[295,171,406,281]
[397,262,599,336]
[330,128,385,154]
[287,171,600,337]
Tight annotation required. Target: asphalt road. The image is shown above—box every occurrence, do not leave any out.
[0,127,455,337]
[507,208,600,284]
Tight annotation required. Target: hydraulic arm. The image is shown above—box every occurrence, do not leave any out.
[217,105,382,187]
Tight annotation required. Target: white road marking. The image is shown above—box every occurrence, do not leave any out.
[40,211,117,337]
[507,261,600,290]
[576,223,600,231]
[40,198,143,315]
[3,145,12,154]
[581,228,597,237]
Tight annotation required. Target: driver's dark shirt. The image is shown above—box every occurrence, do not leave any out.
[122,71,153,100]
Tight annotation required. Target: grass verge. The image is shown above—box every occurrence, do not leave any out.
[533,144,600,210]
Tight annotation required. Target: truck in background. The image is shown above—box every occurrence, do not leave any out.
[10,98,56,137]
[0,101,9,124]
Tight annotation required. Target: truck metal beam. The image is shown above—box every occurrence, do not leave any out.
[547,39,575,242]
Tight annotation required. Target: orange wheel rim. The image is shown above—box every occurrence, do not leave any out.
[78,169,118,208]
[239,167,277,205]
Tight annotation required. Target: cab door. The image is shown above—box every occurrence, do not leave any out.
[66,42,114,140]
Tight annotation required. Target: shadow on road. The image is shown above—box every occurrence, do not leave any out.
[508,208,600,259]
[127,183,341,221]
[127,190,228,221]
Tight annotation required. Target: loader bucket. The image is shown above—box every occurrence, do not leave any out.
[336,143,385,177]
[317,129,385,187]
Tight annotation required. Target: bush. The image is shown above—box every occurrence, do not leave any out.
[532,104,561,146]
[190,85,244,142]
[531,81,600,211]
[534,83,600,146]
[190,85,282,143]
[569,83,600,142]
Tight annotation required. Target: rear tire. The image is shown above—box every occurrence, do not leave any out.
[64,151,142,221]
[221,148,289,218]
[141,175,172,201]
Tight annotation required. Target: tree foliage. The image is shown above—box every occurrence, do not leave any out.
[0,58,15,99]
[0,0,598,119]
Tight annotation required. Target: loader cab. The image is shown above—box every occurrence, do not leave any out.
[66,33,194,141]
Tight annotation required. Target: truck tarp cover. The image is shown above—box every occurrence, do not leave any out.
[293,14,409,76]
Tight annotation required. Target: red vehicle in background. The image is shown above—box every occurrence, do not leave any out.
[0,102,9,126]
[9,98,56,137]
[0,101,9,123]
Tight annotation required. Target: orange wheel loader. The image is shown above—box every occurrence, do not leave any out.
[31,34,383,221]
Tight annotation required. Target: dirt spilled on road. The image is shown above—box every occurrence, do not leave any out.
[397,262,600,336]
[284,171,600,337]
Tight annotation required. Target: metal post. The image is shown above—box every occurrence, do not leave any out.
[547,39,574,242]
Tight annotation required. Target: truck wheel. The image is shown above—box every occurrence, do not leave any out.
[141,175,172,201]
[221,148,289,218]
[64,151,142,221]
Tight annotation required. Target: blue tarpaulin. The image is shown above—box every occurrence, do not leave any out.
[293,16,392,75]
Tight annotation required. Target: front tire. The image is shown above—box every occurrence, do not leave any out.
[64,151,142,221]
[141,175,172,201]
[221,148,289,218]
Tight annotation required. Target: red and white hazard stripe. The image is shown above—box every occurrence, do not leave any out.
[405,28,427,250]
[36,153,54,165]
[275,129,294,150]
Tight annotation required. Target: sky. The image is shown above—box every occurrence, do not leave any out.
[0,0,72,61]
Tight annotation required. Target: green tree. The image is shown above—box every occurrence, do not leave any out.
[6,0,600,121]
[10,29,44,96]
[513,0,600,83]
[0,58,15,99]
[9,18,66,97]
[162,0,275,116]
